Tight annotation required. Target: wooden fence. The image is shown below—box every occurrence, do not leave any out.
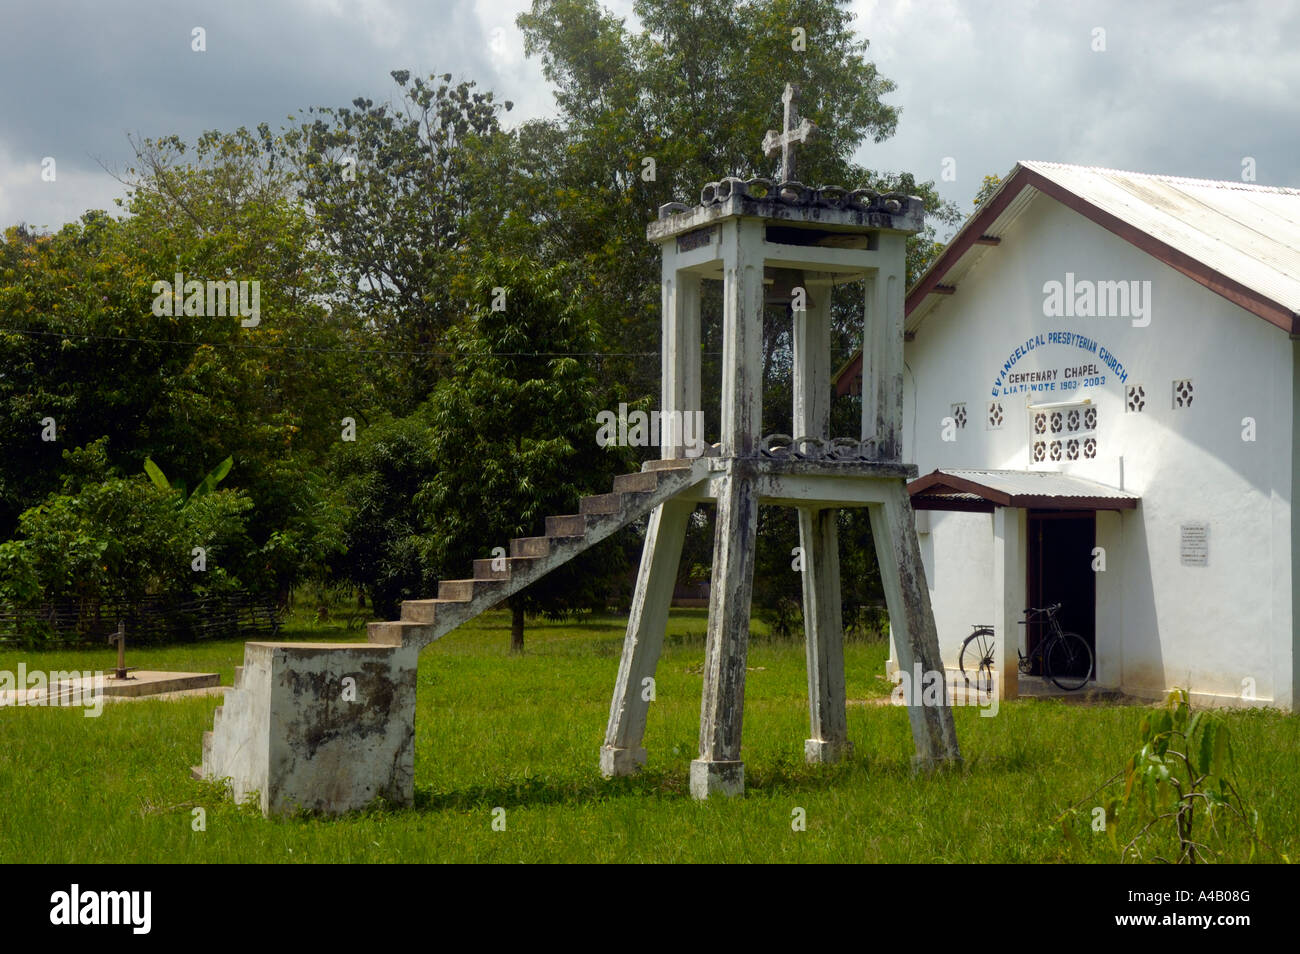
[0,594,282,645]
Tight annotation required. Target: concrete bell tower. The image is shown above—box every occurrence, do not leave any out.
[600,85,961,798]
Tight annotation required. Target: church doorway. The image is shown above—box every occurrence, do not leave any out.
[1025,511,1096,676]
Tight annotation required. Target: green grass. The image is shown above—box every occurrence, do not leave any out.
[0,608,1295,863]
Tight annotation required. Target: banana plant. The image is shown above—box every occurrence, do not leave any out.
[143,455,234,508]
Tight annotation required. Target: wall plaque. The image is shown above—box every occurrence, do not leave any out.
[1180,522,1209,567]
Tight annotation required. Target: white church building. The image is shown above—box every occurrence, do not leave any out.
[836,161,1299,709]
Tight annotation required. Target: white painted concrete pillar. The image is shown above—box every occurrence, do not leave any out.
[719,220,765,457]
[792,269,850,761]
[1094,509,1123,689]
[992,506,1025,699]
[661,253,702,459]
[601,497,694,775]
[862,234,906,460]
[869,482,962,769]
[792,270,831,439]
[799,507,851,762]
[691,465,759,798]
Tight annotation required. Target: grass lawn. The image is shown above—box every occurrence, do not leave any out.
[0,608,1295,863]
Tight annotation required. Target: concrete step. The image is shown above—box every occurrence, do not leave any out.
[233,665,244,689]
[438,578,503,601]
[579,492,625,515]
[369,459,705,652]
[368,619,435,646]
[612,471,660,494]
[397,599,483,626]
[399,600,440,623]
[545,514,590,537]
[644,458,696,471]
[213,705,224,727]
[511,536,551,558]
[472,556,537,579]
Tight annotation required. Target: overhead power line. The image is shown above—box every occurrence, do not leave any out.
[0,325,681,358]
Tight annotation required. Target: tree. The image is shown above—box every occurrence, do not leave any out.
[328,411,440,621]
[508,2,961,634]
[974,173,1003,209]
[420,256,636,650]
[284,72,514,411]
[0,127,355,602]
[0,440,257,638]
[331,256,636,650]
[516,0,961,399]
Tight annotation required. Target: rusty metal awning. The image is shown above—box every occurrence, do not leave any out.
[908,468,1140,512]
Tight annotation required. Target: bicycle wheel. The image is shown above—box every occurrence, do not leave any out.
[1045,632,1093,691]
[959,628,996,698]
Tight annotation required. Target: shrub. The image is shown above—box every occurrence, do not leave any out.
[0,442,257,640]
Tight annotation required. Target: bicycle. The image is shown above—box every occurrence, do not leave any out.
[1018,602,1093,691]
[958,602,1094,694]
[957,623,997,699]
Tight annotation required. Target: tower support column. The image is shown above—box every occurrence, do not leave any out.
[601,497,694,776]
[870,483,962,770]
[691,465,759,798]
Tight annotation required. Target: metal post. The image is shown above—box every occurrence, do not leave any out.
[113,621,127,680]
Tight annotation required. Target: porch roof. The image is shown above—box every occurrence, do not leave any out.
[908,468,1141,512]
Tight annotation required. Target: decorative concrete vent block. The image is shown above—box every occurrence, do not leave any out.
[986,400,1003,429]
[1173,378,1194,408]
[200,642,418,817]
[1029,400,1097,465]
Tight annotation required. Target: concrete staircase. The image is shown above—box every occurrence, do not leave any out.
[198,659,268,802]
[195,458,706,815]
[365,458,706,651]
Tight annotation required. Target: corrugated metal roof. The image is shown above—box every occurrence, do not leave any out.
[924,184,1042,298]
[904,160,1300,336]
[936,468,1138,501]
[836,161,1300,394]
[1022,161,1300,313]
[908,468,1140,511]
[915,493,982,509]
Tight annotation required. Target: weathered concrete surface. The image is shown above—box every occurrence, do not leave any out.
[200,642,417,817]
[647,190,926,243]
[799,507,852,763]
[200,461,709,817]
[689,758,744,799]
[718,218,766,456]
[601,496,693,776]
[0,670,217,707]
[870,486,962,771]
[862,234,907,461]
[691,464,759,799]
[793,268,852,764]
[638,104,955,796]
[376,460,709,652]
[196,88,956,816]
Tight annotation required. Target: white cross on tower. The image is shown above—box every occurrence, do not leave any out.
[762,83,816,183]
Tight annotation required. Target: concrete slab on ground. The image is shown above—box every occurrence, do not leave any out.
[0,670,220,707]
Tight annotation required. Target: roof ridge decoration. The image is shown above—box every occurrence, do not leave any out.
[659,177,912,219]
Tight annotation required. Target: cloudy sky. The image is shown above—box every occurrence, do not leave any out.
[2,0,1297,238]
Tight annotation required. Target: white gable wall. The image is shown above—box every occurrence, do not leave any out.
[902,195,1293,706]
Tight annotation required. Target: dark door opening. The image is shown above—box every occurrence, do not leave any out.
[1025,511,1096,676]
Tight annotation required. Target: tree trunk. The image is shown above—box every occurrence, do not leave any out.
[511,602,525,654]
